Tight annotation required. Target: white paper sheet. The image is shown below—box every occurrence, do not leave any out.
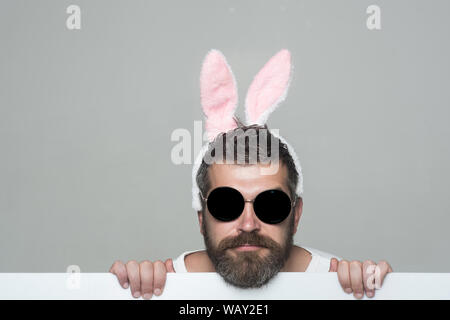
[0,272,449,300]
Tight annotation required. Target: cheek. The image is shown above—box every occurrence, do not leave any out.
[263,225,288,243]
[205,217,230,241]
[207,219,242,244]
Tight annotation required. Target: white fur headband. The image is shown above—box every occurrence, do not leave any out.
[192,49,304,211]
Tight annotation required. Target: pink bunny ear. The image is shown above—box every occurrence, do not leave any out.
[245,49,292,125]
[200,49,238,141]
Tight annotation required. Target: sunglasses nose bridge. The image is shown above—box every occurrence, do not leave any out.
[236,200,261,232]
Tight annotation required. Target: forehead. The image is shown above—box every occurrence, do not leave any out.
[207,163,289,196]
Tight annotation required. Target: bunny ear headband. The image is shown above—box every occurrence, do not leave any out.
[192,49,304,211]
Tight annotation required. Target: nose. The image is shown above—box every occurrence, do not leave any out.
[237,201,261,232]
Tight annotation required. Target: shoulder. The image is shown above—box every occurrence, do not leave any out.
[172,249,211,273]
[302,246,342,273]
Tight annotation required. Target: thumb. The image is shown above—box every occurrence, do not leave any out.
[165,258,176,273]
[328,258,339,272]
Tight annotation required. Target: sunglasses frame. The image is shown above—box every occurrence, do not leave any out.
[200,186,298,224]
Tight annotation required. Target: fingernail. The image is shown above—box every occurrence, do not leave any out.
[123,282,129,289]
[143,293,152,300]
[345,288,352,294]
[367,291,374,298]
[133,291,141,298]
[355,293,363,299]
[154,288,161,296]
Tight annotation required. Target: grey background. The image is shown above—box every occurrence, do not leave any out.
[0,0,449,272]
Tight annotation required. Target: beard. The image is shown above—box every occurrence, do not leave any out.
[202,214,295,289]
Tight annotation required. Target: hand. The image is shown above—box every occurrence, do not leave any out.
[109,258,175,299]
[329,258,393,299]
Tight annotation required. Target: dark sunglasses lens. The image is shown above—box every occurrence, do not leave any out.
[207,187,244,222]
[254,190,292,224]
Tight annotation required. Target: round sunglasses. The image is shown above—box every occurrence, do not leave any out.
[200,186,296,224]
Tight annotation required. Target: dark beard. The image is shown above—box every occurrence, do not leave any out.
[202,214,295,289]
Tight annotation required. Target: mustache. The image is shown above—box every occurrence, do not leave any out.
[217,231,281,251]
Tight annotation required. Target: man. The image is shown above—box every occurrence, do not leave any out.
[110,49,393,299]
[110,124,393,300]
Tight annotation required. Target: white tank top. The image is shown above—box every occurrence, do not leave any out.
[172,246,341,273]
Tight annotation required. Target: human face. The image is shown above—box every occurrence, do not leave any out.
[198,163,301,288]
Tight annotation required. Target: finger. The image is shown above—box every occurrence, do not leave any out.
[388,264,393,273]
[349,260,364,299]
[165,258,175,273]
[376,260,392,289]
[328,258,339,272]
[337,260,352,294]
[362,260,376,298]
[153,260,167,296]
[139,261,154,300]
[109,260,129,289]
[126,260,141,298]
